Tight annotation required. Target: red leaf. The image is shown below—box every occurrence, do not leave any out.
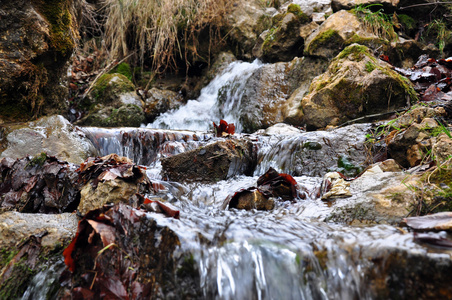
[213,120,235,137]
[143,198,180,218]
[63,220,83,272]
[86,220,116,247]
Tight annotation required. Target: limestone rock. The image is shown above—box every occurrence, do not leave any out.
[161,139,256,182]
[300,44,417,129]
[0,115,98,164]
[304,10,383,59]
[0,0,79,121]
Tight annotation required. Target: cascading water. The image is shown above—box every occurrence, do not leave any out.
[75,59,452,299]
[147,60,263,132]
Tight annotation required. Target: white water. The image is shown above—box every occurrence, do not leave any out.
[147,60,264,132]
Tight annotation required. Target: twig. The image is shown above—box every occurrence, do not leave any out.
[399,2,452,10]
[82,53,135,99]
[336,108,407,128]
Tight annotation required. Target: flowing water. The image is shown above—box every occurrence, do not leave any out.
[74,60,452,299]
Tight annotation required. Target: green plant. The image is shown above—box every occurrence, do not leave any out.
[353,4,398,41]
[425,19,448,54]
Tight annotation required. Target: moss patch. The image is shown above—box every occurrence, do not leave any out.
[34,0,77,55]
[91,73,135,103]
[305,29,342,55]
[287,4,310,23]
[110,63,133,82]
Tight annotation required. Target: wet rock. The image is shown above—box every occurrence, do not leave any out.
[0,115,98,164]
[0,154,80,214]
[78,73,146,127]
[256,123,304,135]
[77,154,152,215]
[228,56,328,133]
[299,44,417,129]
[253,5,310,62]
[290,0,332,16]
[143,88,184,122]
[404,212,452,231]
[332,0,399,11]
[255,123,369,177]
[224,167,300,210]
[304,10,383,59]
[227,188,275,211]
[161,139,256,183]
[0,0,79,121]
[61,203,200,299]
[0,211,77,248]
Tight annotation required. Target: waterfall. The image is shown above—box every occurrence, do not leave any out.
[147,60,264,132]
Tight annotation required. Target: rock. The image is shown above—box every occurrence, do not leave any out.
[304,10,384,59]
[227,188,275,210]
[387,118,440,168]
[253,5,310,62]
[0,211,77,248]
[290,0,332,16]
[258,123,304,135]
[320,172,352,200]
[0,0,79,121]
[332,0,400,11]
[255,123,369,177]
[61,203,201,299]
[404,212,452,231]
[161,139,256,182]
[77,154,152,215]
[0,115,98,164]
[78,73,146,127]
[143,88,184,122]
[227,56,328,133]
[432,133,452,165]
[224,0,276,59]
[299,44,417,129]
[326,171,420,225]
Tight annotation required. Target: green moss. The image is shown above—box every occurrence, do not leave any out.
[34,0,76,55]
[91,73,135,103]
[0,248,18,269]
[287,4,310,23]
[398,14,417,33]
[335,44,372,61]
[303,141,322,150]
[110,63,133,82]
[365,61,376,72]
[27,152,48,168]
[305,29,342,55]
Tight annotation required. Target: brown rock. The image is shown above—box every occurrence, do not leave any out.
[161,139,256,182]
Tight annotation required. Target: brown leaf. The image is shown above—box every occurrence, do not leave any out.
[87,220,116,247]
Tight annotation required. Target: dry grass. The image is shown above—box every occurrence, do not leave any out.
[102,0,233,74]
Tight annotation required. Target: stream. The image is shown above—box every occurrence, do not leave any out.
[21,60,452,299]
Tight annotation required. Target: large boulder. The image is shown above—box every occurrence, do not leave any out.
[0,0,79,122]
[225,56,328,133]
[161,139,257,182]
[0,115,98,164]
[298,44,417,129]
[304,10,385,59]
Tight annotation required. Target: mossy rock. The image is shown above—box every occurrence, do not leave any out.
[90,73,135,105]
[82,104,145,127]
[110,62,133,82]
[300,44,418,129]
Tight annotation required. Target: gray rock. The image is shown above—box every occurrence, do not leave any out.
[0,115,98,164]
